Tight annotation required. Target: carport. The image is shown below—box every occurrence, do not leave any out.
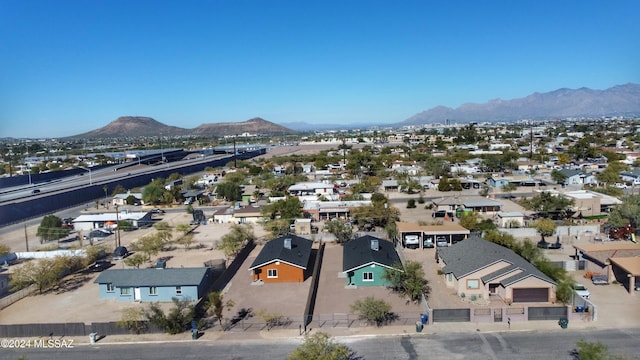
[396,221,470,249]
[609,257,640,295]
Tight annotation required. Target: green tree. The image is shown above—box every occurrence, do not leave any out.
[217,224,255,259]
[143,183,165,205]
[263,197,303,221]
[36,214,69,242]
[350,297,393,326]
[10,258,65,293]
[550,169,568,184]
[437,175,452,192]
[124,253,146,268]
[519,191,574,218]
[206,291,235,327]
[607,194,640,228]
[287,332,357,360]
[574,339,617,360]
[382,261,430,302]
[406,199,416,208]
[534,218,557,243]
[0,244,10,256]
[216,182,242,202]
[146,298,195,335]
[458,211,481,231]
[111,184,127,195]
[596,161,626,187]
[323,219,354,244]
[125,195,138,205]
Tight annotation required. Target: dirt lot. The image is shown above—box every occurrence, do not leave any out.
[0,210,268,325]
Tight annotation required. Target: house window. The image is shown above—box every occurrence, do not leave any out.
[106,283,115,292]
[363,272,374,282]
[120,287,131,296]
[267,269,278,278]
[176,286,182,295]
[467,279,480,289]
[149,287,158,296]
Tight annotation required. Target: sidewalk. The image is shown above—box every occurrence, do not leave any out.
[63,315,625,347]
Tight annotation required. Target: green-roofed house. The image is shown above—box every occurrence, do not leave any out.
[437,236,557,303]
[94,267,214,302]
[343,235,403,287]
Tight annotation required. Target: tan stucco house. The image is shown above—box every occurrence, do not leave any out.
[437,236,557,303]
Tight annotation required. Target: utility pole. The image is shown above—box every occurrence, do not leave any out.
[233,137,237,169]
[24,223,29,252]
[115,205,121,247]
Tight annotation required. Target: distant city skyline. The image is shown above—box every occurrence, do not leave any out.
[1,0,639,138]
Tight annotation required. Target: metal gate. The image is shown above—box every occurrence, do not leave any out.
[528,306,567,320]
[494,308,503,322]
[432,308,471,322]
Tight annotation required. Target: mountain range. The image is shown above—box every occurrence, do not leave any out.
[67,117,296,139]
[400,83,640,126]
[66,83,640,139]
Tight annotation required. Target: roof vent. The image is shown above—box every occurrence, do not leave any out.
[284,238,292,250]
[371,238,379,251]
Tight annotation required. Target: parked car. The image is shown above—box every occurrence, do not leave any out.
[423,238,434,248]
[436,236,448,247]
[574,283,591,299]
[432,210,455,219]
[614,183,628,189]
[89,229,112,239]
[89,259,113,272]
[113,246,129,260]
[403,235,420,249]
[591,275,609,285]
[151,208,165,214]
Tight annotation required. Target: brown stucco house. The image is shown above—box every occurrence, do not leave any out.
[437,236,556,303]
[248,235,313,283]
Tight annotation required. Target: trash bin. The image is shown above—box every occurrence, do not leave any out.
[420,314,428,324]
[576,306,584,313]
[558,317,568,329]
[415,321,423,333]
[89,332,97,344]
[191,320,198,340]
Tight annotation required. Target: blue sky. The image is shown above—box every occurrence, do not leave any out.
[1,0,638,138]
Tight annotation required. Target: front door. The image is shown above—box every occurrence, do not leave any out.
[134,287,141,301]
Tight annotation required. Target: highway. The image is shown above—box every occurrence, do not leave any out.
[0,154,230,204]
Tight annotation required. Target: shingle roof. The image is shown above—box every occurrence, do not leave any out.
[93,268,210,287]
[343,235,402,272]
[438,236,555,286]
[249,235,313,270]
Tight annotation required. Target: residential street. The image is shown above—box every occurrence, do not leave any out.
[2,328,639,360]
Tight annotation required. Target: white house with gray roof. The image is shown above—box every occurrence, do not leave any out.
[437,237,556,303]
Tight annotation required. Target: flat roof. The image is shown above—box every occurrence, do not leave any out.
[574,242,640,253]
[609,257,640,276]
[396,221,470,234]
